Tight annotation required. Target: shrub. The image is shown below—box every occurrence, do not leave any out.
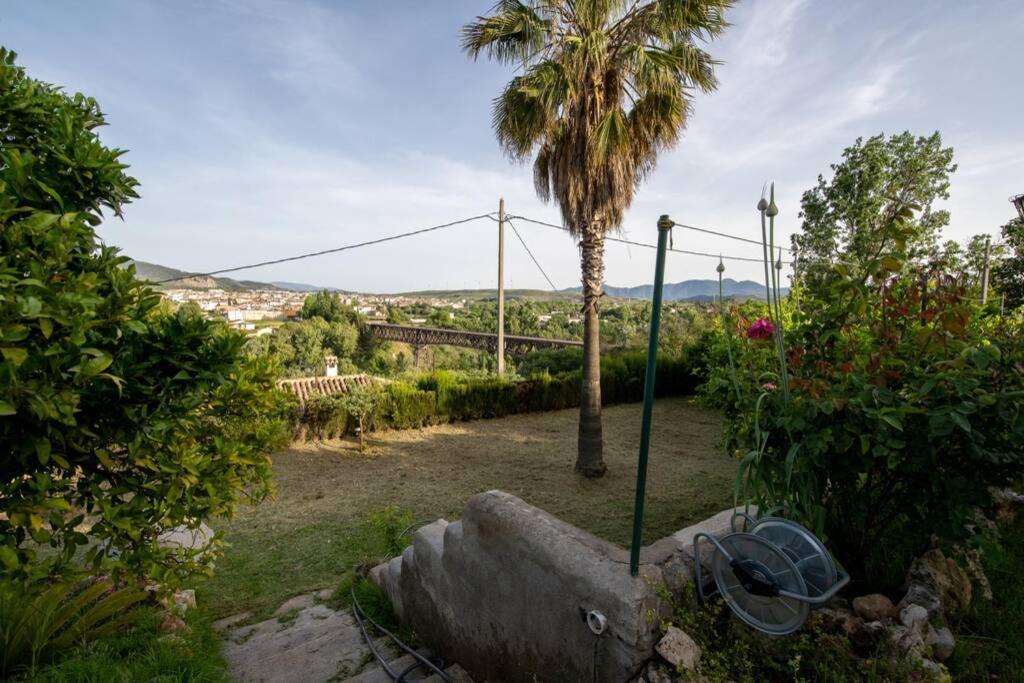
[292,350,700,438]
[707,245,1024,588]
[0,49,290,584]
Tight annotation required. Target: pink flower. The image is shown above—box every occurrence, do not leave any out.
[761,382,777,391]
[747,317,775,340]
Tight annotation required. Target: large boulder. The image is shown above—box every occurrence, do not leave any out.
[899,549,972,617]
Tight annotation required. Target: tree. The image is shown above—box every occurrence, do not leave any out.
[463,0,731,477]
[0,48,289,585]
[794,132,956,284]
[339,387,384,452]
[300,290,360,325]
[992,217,1024,309]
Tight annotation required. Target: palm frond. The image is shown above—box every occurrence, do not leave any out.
[462,0,551,64]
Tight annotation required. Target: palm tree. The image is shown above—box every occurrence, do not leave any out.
[463,0,732,477]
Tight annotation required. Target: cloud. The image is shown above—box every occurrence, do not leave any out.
[217,0,357,98]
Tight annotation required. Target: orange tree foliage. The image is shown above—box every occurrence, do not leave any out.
[0,49,290,585]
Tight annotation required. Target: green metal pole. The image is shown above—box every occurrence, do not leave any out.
[629,215,673,576]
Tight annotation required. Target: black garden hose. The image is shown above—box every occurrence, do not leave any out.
[350,586,452,682]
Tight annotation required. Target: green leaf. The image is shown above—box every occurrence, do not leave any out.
[80,354,113,377]
[36,438,51,465]
[1,347,28,366]
[0,545,18,570]
[0,400,15,416]
[879,413,903,431]
[950,411,971,433]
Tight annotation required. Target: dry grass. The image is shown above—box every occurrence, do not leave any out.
[200,397,734,619]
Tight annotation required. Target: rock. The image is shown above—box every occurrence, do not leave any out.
[990,487,1024,525]
[853,594,896,621]
[955,546,993,602]
[968,506,997,534]
[919,658,953,683]
[273,593,317,617]
[898,583,942,618]
[173,589,196,613]
[851,620,889,651]
[658,551,695,597]
[899,604,929,631]
[158,521,214,554]
[159,613,190,635]
[212,611,253,633]
[904,549,972,616]
[655,626,701,671]
[889,624,926,657]
[890,605,931,656]
[314,588,334,601]
[814,607,863,637]
[927,626,955,662]
[221,604,383,683]
[638,660,674,683]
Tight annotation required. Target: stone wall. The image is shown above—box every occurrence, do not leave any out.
[370,490,745,683]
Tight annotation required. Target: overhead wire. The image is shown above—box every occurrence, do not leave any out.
[505,217,562,293]
[507,214,782,264]
[155,213,493,284]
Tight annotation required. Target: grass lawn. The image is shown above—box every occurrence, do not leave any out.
[199,397,735,620]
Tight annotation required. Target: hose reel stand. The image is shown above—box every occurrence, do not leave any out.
[694,512,850,635]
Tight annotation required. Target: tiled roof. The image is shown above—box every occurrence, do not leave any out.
[277,374,384,406]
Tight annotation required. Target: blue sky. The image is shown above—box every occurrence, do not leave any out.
[4,0,1022,292]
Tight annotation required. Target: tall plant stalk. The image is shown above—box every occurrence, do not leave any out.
[765,183,790,404]
[717,257,742,404]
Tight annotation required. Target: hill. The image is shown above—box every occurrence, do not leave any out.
[128,259,781,302]
[564,278,783,302]
[129,261,340,293]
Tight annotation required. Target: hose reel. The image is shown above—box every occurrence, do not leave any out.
[694,513,849,635]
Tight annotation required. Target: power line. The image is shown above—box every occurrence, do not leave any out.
[155,213,493,284]
[506,218,562,293]
[674,221,796,252]
[508,214,780,264]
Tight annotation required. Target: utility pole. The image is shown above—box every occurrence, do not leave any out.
[981,235,992,305]
[496,198,506,375]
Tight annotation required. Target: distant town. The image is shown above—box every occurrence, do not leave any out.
[160,286,470,330]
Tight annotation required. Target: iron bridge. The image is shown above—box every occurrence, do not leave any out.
[367,322,582,357]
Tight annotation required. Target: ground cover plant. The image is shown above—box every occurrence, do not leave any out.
[19,609,229,683]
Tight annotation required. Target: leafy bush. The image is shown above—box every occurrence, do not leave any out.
[706,230,1024,588]
[517,347,584,376]
[0,48,291,584]
[291,350,699,439]
[0,578,147,679]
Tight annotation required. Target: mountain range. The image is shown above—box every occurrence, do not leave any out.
[566,278,784,302]
[130,260,778,301]
[129,261,347,293]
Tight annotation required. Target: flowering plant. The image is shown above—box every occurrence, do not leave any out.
[746,318,774,340]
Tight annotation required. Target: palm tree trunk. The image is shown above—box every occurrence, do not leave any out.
[576,225,607,478]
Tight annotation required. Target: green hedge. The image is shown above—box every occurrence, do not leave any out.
[294,350,700,440]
